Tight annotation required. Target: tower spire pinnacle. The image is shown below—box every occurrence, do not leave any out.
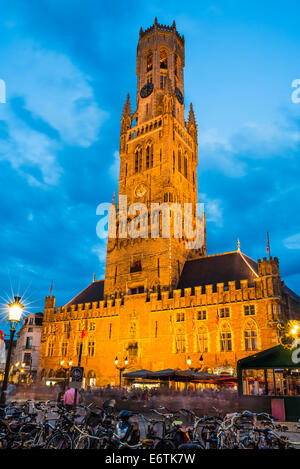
[121,93,132,134]
[122,93,131,118]
[187,103,198,141]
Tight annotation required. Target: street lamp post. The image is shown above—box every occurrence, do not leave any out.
[115,356,128,387]
[186,354,204,372]
[0,296,24,405]
[60,359,73,391]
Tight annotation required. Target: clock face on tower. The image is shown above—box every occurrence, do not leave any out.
[175,87,184,104]
[135,183,147,198]
[140,82,154,98]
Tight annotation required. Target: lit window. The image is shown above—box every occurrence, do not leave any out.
[220,323,232,351]
[147,52,153,72]
[160,50,168,69]
[244,321,258,351]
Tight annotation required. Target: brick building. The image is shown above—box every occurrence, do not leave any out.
[38,20,300,387]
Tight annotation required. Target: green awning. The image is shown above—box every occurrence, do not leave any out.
[237,345,297,369]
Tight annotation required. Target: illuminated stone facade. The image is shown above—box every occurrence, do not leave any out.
[38,20,300,386]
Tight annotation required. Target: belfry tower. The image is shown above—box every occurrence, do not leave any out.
[104,19,206,299]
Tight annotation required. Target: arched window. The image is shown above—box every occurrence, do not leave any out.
[184,154,188,179]
[47,340,54,357]
[198,326,208,353]
[178,148,182,173]
[220,322,232,352]
[174,54,179,77]
[160,49,168,69]
[61,341,68,357]
[146,52,153,72]
[146,144,154,169]
[135,147,142,173]
[244,320,258,351]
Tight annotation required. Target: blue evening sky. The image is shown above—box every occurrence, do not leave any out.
[0,0,300,333]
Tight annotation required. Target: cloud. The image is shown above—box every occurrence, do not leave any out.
[200,194,223,227]
[283,233,300,250]
[0,40,107,186]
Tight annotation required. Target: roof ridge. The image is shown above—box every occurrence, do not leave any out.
[64,280,104,307]
[188,251,240,261]
[239,251,259,278]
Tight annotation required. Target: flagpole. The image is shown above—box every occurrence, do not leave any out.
[267,232,271,260]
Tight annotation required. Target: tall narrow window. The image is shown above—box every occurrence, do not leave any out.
[198,326,208,352]
[178,149,182,173]
[176,334,186,353]
[26,337,33,349]
[184,156,188,179]
[88,341,95,357]
[174,54,178,76]
[244,320,258,351]
[61,342,68,357]
[220,323,232,352]
[160,50,168,69]
[146,52,153,72]
[109,323,112,339]
[135,148,142,173]
[155,321,158,338]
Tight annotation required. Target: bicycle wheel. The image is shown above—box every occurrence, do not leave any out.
[155,439,176,450]
[45,432,73,449]
[74,433,91,449]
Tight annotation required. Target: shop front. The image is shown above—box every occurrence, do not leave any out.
[237,346,300,421]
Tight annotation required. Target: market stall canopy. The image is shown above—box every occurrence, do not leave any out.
[123,368,222,382]
[237,345,296,369]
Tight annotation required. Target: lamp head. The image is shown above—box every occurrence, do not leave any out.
[187,356,192,366]
[8,296,24,323]
[124,356,128,366]
[114,356,118,366]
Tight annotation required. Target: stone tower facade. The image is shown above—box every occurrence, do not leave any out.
[38,21,300,388]
[104,19,205,299]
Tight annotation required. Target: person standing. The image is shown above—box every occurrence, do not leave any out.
[63,386,79,411]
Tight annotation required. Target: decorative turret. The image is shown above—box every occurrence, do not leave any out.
[120,93,132,135]
[45,294,55,310]
[257,256,281,298]
[187,103,197,142]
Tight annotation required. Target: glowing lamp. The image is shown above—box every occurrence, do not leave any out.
[8,296,24,323]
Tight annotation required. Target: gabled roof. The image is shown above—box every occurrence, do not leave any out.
[65,280,104,307]
[237,345,295,369]
[177,251,258,291]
